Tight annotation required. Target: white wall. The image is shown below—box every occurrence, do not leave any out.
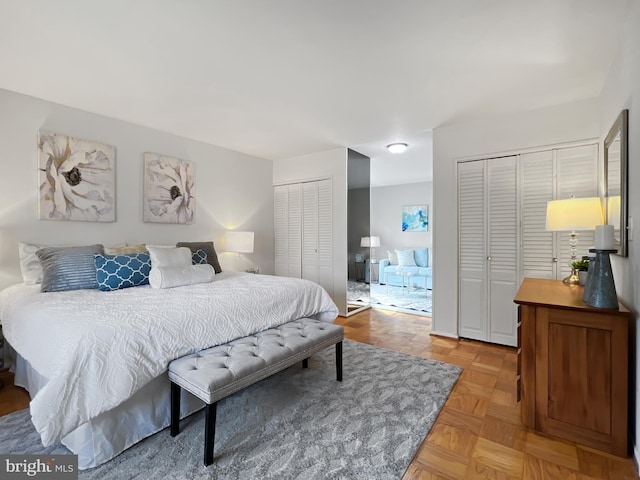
[431,98,600,337]
[273,148,348,315]
[371,182,432,258]
[598,0,640,463]
[0,88,274,289]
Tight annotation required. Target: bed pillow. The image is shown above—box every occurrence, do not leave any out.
[19,242,44,284]
[148,264,215,289]
[177,241,222,273]
[104,243,147,255]
[387,250,397,265]
[395,249,417,267]
[147,246,192,268]
[414,248,429,267]
[95,252,152,291]
[191,248,208,265]
[37,244,104,292]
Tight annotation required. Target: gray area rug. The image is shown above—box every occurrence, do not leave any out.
[348,281,432,314]
[0,340,460,479]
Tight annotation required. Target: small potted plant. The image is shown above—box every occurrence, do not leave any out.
[572,258,590,286]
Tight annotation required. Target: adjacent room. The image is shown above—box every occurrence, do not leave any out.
[1,1,639,479]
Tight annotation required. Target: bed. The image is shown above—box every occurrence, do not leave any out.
[0,271,339,469]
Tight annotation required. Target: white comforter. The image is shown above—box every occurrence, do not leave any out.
[0,272,338,447]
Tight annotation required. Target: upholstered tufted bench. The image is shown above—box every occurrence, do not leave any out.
[168,318,344,465]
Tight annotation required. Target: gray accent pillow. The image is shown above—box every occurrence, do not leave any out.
[37,244,105,292]
[176,241,222,273]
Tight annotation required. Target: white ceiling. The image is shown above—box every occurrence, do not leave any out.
[0,0,630,186]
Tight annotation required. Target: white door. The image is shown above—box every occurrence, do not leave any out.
[458,160,487,342]
[520,144,598,282]
[520,150,557,279]
[302,179,333,296]
[487,157,518,346]
[459,157,518,347]
[273,183,302,278]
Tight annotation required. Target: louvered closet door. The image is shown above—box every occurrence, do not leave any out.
[316,179,333,296]
[274,183,302,278]
[458,161,487,342]
[556,144,598,279]
[301,179,333,296]
[520,151,556,279]
[302,182,319,284]
[274,185,289,277]
[287,184,303,278]
[487,157,518,347]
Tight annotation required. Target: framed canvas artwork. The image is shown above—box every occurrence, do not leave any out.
[38,131,115,222]
[402,205,428,232]
[143,152,194,224]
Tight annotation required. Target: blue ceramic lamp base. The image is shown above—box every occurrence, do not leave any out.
[583,249,618,309]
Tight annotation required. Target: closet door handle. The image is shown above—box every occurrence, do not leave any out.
[487,256,492,261]
[552,257,558,263]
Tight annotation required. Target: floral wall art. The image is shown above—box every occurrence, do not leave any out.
[143,152,194,224]
[402,205,428,232]
[38,132,115,222]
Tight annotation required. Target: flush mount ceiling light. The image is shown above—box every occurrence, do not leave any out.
[387,143,408,154]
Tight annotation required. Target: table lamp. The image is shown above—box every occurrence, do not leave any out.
[545,197,603,283]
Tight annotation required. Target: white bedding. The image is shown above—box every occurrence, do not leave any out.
[0,271,338,449]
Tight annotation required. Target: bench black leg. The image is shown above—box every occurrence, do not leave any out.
[336,341,343,382]
[302,358,309,368]
[170,382,181,437]
[204,402,217,466]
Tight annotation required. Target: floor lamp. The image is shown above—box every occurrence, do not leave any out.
[545,197,603,284]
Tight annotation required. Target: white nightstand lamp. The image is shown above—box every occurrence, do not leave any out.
[225,231,254,271]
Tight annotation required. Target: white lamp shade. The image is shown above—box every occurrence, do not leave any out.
[545,197,603,231]
[360,236,381,248]
[225,231,254,253]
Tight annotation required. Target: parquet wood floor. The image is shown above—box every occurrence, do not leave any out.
[1,308,637,479]
[335,308,639,480]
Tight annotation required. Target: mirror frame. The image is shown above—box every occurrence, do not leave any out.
[604,109,629,257]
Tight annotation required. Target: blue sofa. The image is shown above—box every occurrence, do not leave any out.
[378,247,432,290]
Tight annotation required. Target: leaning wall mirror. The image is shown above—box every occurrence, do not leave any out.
[604,109,629,257]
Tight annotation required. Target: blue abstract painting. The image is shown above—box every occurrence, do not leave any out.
[402,205,428,232]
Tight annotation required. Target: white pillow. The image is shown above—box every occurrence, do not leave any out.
[147,246,192,268]
[19,242,44,284]
[395,249,417,266]
[149,264,215,289]
[387,250,398,265]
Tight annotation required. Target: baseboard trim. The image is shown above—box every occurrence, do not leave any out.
[429,330,459,340]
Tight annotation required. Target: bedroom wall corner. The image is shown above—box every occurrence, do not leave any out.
[0,88,274,289]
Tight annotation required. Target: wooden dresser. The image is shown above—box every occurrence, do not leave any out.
[514,278,632,456]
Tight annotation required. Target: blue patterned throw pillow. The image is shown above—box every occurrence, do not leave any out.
[95,252,152,291]
[191,248,208,265]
